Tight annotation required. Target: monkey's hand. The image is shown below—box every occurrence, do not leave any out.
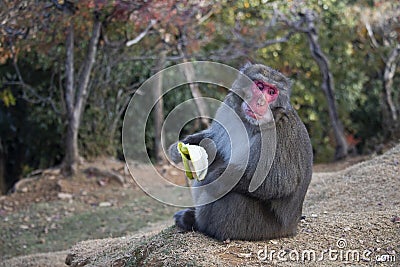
[177,142,208,181]
[168,142,183,163]
[168,131,209,164]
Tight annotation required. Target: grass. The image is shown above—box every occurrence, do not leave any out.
[0,196,178,260]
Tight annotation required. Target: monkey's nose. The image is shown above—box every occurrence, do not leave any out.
[257,96,266,106]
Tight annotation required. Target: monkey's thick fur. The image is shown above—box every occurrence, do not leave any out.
[169,64,313,241]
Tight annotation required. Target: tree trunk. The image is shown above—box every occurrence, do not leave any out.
[62,22,78,176]
[62,19,102,176]
[177,46,210,128]
[109,90,131,149]
[305,23,348,160]
[74,19,102,124]
[181,58,210,128]
[153,51,167,164]
[0,138,5,194]
[64,113,80,175]
[382,44,400,138]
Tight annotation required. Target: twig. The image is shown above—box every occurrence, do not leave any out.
[126,19,157,47]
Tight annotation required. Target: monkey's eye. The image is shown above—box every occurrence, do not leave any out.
[268,88,277,95]
[255,81,265,90]
[255,80,278,96]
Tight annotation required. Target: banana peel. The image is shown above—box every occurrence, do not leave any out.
[177,142,208,181]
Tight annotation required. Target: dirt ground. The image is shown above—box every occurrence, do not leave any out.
[0,157,186,212]
[1,145,399,266]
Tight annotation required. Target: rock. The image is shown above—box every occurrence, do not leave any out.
[57,193,73,200]
[99,202,112,207]
[84,166,125,185]
[390,216,400,223]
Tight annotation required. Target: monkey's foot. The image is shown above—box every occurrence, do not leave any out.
[174,208,196,231]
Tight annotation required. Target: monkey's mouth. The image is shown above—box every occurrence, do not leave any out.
[245,109,258,119]
[242,103,262,119]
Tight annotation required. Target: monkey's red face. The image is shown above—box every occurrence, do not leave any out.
[241,80,279,122]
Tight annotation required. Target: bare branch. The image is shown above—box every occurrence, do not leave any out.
[126,19,157,47]
[233,28,296,49]
[5,36,60,113]
[383,43,400,122]
[65,22,74,116]
[207,43,248,61]
[273,8,310,33]
[364,20,380,48]
[117,55,184,63]
[197,8,214,24]
[178,43,210,127]
[74,19,102,121]
[103,31,126,48]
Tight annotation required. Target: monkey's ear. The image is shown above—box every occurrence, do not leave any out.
[240,61,253,73]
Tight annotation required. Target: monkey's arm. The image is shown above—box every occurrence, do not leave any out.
[168,131,209,163]
[233,165,301,202]
[234,120,313,202]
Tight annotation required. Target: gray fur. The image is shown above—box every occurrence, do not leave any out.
[170,64,312,241]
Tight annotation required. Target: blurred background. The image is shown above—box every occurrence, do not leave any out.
[1,1,400,263]
[0,0,399,194]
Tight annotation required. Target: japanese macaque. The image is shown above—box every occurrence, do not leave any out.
[169,63,313,241]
